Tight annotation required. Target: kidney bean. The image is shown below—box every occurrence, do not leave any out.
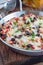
[25,31,31,35]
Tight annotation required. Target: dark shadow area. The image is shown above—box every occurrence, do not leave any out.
[5,56,43,65]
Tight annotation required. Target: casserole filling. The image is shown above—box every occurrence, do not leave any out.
[0,14,43,50]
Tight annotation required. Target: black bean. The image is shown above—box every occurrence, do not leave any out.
[34,17,37,20]
[14,35,22,39]
[14,36,17,38]
[11,38,17,44]
[18,35,22,38]
[32,27,35,29]
[27,44,32,48]
[11,38,15,41]
[25,31,31,35]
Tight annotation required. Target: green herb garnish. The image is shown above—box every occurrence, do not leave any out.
[21,26,25,30]
[15,30,19,33]
[39,22,42,25]
[32,32,35,41]
[30,18,33,22]
[12,34,14,36]
[13,22,17,25]
[27,48,32,50]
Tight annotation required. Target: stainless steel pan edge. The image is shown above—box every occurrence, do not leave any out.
[0,10,43,56]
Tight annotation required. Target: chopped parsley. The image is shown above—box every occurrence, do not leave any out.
[27,48,32,50]
[39,22,42,25]
[32,32,35,41]
[15,30,19,33]
[13,21,17,25]
[30,18,33,22]
[21,26,25,30]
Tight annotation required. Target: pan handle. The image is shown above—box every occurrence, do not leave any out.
[19,0,23,11]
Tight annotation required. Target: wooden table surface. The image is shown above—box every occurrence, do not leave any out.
[0,5,43,65]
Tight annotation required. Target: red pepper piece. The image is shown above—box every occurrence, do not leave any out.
[31,46,35,49]
[15,18,19,22]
